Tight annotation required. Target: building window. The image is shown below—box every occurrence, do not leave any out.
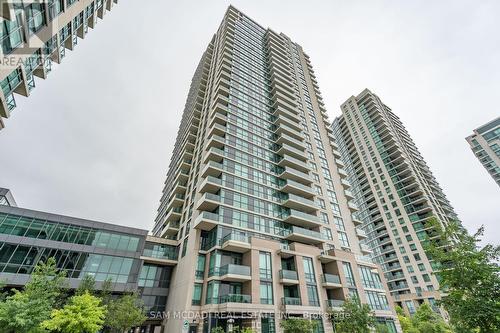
[307,284,320,306]
[260,281,273,304]
[192,283,202,305]
[342,262,356,287]
[303,257,315,283]
[259,251,272,280]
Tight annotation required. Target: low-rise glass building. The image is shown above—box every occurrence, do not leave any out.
[0,188,177,333]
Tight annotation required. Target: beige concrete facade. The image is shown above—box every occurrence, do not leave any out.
[0,0,118,129]
[333,89,459,318]
[153,7,401,333]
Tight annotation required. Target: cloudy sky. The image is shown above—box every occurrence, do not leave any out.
[0,0,498,244]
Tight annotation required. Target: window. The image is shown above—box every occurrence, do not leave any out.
[259,252,272,279]
[260,281,273,304]
[342,262,356,287]
[303,257,315,283]
[307,284,320,306]
[0,14,23,54]
[192,283,202,305]
[195,254,205,279]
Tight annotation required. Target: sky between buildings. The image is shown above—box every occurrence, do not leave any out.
[0,0,498,245]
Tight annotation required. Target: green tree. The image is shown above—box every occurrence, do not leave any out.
[105,292,147,333]
[330,298,375,333]
[76,274,96,295]
[412,304,451,333]
[210,327,225,333]
[0,258,66,333]
[426,220,500,333]
[376,324,391,333]
[280,317,317,333]
[233,327,256,333]
[41,291,107,333]
[396,306,419,333]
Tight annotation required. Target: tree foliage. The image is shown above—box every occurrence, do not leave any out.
[41,291,107,333]
[397,304,452,333]
[0,258,66,333]
[330,298,375,333]
[105,292,147,333]
[425,219,500,333]
[280,317,317,333]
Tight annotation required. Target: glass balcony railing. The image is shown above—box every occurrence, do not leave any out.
[327,299,344,308]
[211,264,251,277]
[322,273,341,284]
[220,232,250,245]
[281,226,323,240]
[198,211,220,222]
[281,179,314,193]
[285,194,317,208]
[282,297,301,306]
[279,269,298,280]
[219,294,252,304]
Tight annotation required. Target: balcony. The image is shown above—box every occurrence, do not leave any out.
[341,179,352,188]
[161,221,180,237]
[200,176,222,193]
[276,133,305,151]
[165,207,182,223]
[282,297,302,306]
[275,124,302,141]
[279,167,312,185]
[326,299,344,310]
[279,269,299,285]
[282,194,317,213]
[344,189,355,199]
[220,233,251,253]
[219,294,252,304]
[281,226,324,244]
[278,154,309,173]
[281,209,320,228]
[201,161,224,178]
[208,123,226,137]
[204,147,225,163]
[196,193,221,211]
[351,216,363,225]
[194,212,219,231]
[321,274,342,289]
[360,243,373,254]
[274,114,302,132]
[277,143,306,160]
[210,264,251,282]
[167,193,184,211]
[280,179,315,198]
[356,228,367,239]
[347,201,359,211]
[206,134,225,150]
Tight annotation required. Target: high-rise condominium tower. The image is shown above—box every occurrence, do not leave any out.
[152,7,401,333]
[332,89,458,317]
[0,0,117,129]
[466,117,500,186]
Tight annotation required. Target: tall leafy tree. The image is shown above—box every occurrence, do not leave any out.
[426,220,500,333]
[41,291,107,333]
[280,317,317,333]
[0,258,66,333]
[105,292,147,333]
[330,298,375,333]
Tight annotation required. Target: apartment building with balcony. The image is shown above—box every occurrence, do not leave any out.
[466,116,500,186]
[332,89,459,317]
[0,187,177,333]
[152,7,401,333]
[0,0,118,129]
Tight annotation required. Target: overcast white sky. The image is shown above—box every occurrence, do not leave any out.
[0,0,498,245]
